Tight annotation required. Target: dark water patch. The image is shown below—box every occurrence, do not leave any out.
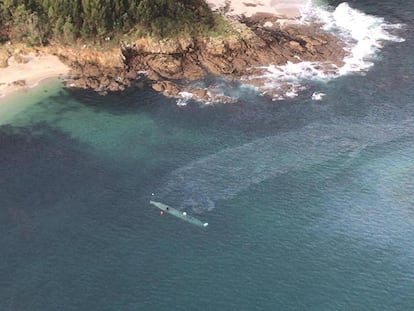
[0,123,170,311]
[0,123,120,233]
[65,86,166,115]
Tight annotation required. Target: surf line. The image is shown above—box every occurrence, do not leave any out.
[150,200,209,228]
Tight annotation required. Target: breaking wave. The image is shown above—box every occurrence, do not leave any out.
[250,1,405,99]
[176,2,404,104]
[311,2,404,74]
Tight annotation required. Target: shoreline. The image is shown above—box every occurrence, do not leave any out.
[0,51,69,102]
[0,0,331,103]
[0,1,399,104]
[0,77,65,125]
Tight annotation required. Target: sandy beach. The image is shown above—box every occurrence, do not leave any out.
[0,51,69,101]
[206,0,310,18]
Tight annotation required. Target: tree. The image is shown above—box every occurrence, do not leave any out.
[62,16,75,43]
[53,15,64,38]
[0,0,219,43]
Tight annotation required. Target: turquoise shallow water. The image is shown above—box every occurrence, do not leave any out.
[1,1,414,310]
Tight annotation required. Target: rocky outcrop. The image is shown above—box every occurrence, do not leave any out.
[118,17,345,100]
[53,15,346,101]
[11,79,26,86]
[151,80,236,103]
[45,46,133,94]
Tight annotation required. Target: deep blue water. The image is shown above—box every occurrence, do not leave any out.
[1,1,414,310]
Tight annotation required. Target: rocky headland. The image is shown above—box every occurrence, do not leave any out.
[0,1,346,103]
[54,14,344,102]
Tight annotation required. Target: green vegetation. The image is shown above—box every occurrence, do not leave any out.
[0,0,223,45]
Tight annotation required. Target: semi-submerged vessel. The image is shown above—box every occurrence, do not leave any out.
[150,200,209,228]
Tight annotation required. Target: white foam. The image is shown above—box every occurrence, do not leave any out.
[246,61,337,98]
[304,2,404,75]
[311,91,326,100]
[260,61,338,82]
[251,1,404,99]
[176,100,188,107]
[176,91,193,106]
[286,89,299,98]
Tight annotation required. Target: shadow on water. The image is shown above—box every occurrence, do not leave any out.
[0,120,164,212]
[0,122,167,310]
[0,123,113,227]
[64,83,164,115]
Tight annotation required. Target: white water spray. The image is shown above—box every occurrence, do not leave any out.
[256,1,404,99]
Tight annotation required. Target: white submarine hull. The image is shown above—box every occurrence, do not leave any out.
[150,200,209,228]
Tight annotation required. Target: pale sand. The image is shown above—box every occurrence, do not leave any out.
[0,52,69,101]
[206,0,310,18]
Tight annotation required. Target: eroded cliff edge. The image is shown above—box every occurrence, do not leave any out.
[55,16,345,102]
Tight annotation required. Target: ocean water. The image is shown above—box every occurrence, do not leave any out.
[1,1,414,310]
